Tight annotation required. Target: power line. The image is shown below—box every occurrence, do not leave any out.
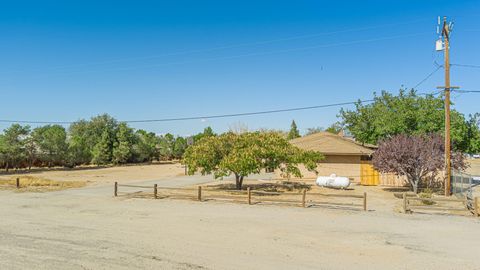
[0,18,430,75]
[451,63,480,69]
[452,90,480,93]
[0,90,445,125]
[0,99,376,125]
[413,65,443,89]
[4,32,431,80]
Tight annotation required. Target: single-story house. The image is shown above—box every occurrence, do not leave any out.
[279,132,406,186]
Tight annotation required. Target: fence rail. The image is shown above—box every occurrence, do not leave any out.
[113,182,368,211]
[402,193,479,216]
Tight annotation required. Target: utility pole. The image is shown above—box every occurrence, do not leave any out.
[436,16,458,196]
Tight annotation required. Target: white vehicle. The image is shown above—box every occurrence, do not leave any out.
[316,174,350,189]
[473,154,480,159]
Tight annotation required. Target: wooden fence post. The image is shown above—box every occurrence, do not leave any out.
[302,189,307,208]
[402,193,407,214]
[363,192,367,211]
[16,178,20,189]
[198,186,202,201]
[154,184,158,199]
[114,182,118,197]
[475,197,479,217]
[247,187,251,205]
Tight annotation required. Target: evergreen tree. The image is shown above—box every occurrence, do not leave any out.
[24,136,37,170]
[32,125,68,167]
[1,124,30,171]
[68,120,93,166]
[172,136,187,159]
[132,130,158,162]
[92,129,112,165]
[112,123,134,164]
[287,120,301,140]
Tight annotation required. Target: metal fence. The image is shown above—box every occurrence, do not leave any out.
[452,170,473,199]
[451,170,480,212]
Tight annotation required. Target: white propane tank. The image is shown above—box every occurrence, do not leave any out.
[316,174,350,189]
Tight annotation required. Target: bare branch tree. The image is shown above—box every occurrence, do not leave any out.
[372,134,467,193]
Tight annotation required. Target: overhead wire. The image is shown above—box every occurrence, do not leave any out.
[0,99,376,125]
[0,90,444,125]
[5,32,431,79]
[413,65,443,89]
[452,90,480,93]
[0,18,430,75]
[451,63,480,69]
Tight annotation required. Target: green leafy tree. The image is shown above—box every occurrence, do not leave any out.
[193,127,216,143]
[132,130,159,162]
[24,135,37,170]
[112,123,135,164]
[340,89,470,151]
[173,136,187,159]
[68,115,118,166]
[1,124,30,171]
[464,113,480,154]
[287,120,301,140]
[158,133,176,160]
[305,127,323,136]
[0,135,7,169]
[68,120,93,166]
[92,129,113,165]
[184,132,323,190]
[32,125,68,167]
[325,123,343,134]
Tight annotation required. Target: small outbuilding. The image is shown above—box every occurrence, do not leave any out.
[282,132,381,185]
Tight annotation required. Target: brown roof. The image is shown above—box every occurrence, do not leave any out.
[290,132,375,156]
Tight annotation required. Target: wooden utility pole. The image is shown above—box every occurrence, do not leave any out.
[443,16,452,196]
[437,16,458,196]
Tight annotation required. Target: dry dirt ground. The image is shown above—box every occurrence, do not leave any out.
[0,162,186,186]
[1,163,480,270]
[467,158,480,176]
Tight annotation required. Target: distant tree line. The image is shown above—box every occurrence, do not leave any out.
[0,114,216,171]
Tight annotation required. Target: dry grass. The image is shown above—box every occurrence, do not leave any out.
[467,158,480,175]
[0,176,86,192]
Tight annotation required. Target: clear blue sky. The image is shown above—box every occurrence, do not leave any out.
[0,0,479,135]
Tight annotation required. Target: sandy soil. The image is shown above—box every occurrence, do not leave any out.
[1,188,479,270]
[0,162,186,186]
[467,158,480,176]
[0,164,479,269]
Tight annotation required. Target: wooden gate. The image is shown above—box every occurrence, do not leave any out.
[360,160,380,186]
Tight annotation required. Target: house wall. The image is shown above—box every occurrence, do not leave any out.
[275,154,419,187]
[276,155,363,182]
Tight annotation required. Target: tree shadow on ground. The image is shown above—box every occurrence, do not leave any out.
[209,181,313,193]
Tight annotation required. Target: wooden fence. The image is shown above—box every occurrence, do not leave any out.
[401,193,479,217]
[114,182,368,211]
[0,177,21,188]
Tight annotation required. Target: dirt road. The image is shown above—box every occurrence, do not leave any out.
[1,188,479,269]
[1,164,479,269]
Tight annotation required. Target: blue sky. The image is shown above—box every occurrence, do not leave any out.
[0,0,479,135]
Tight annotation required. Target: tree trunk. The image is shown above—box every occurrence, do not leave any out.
[412,183,418,194]
[407,174,420,194]
[235,174,244,190]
